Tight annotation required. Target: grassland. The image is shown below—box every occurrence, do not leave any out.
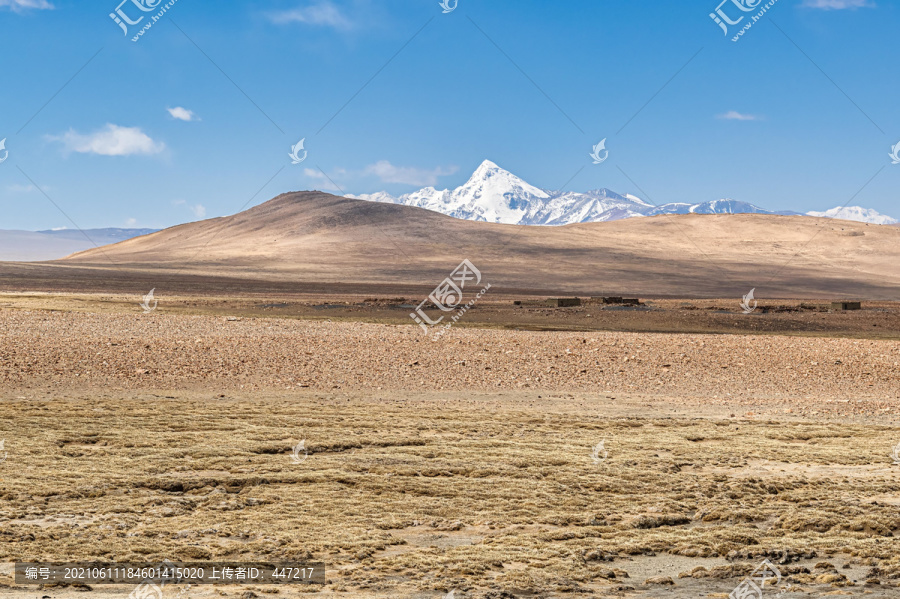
[1,391,899,598]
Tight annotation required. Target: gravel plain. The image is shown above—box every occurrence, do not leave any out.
[1,309,899,420]
[1,303,899,599]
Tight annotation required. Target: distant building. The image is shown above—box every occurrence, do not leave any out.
[593,297,641,306]
[548,298,582,307]
[831,301,861,311]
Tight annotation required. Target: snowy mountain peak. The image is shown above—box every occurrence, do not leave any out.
[462,160,549,198]
[644,198,777,216]
[347,161,896,226]
[472,159,502,175]
[806,206,898,225]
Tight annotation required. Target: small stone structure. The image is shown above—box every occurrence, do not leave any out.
[594,296,641,306]
[831,301,861,311]
[548,298,582,307]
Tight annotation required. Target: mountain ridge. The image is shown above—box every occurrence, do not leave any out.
[348,159,895,226]
[50,190,900,298]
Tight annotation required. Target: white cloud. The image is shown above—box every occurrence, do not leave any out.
[267,1,353,29]
[125,218,137,227]
[363,161,458,186]
[716,110,762,121]
[167,106,197,121]
[0,0,53,12]
[303,168,344,192]
[6,183,37,193]
[53,124,165,156]
[801,0,873,8]
[302,162,456,192]
[7,183,54,193]
[172,199,206,218]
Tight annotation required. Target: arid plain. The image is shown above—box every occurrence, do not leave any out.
[1,199,899,599]
[1,295,899,599]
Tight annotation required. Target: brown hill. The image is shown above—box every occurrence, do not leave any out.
[48,191,900,298]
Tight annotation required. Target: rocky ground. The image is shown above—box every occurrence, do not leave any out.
[0,299,899,599]
[1,306,898,420]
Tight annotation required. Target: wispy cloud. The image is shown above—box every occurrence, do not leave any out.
[303,168,344,192]
[51,124,165,156]
[303,162,456,192]
[167,106,198,121]
[6,183,41,193]
[172,199,207,218]
[0,0,53,12]
[267,1,354,29]
[801,0,873,9]
[716,110,762,121]
[363,161,458,186]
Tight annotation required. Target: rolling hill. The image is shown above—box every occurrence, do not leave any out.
[51,191,900,298]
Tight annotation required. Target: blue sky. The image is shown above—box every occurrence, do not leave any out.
[0,0,897,230]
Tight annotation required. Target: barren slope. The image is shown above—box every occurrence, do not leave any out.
[55,191,900,298]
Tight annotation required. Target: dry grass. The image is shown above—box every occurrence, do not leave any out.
[1,391,899,598]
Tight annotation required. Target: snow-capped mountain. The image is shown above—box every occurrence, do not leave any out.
[806,206,898,225]
[645,199,775,216]
[348,160,895,226]
[351,160,653,225]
